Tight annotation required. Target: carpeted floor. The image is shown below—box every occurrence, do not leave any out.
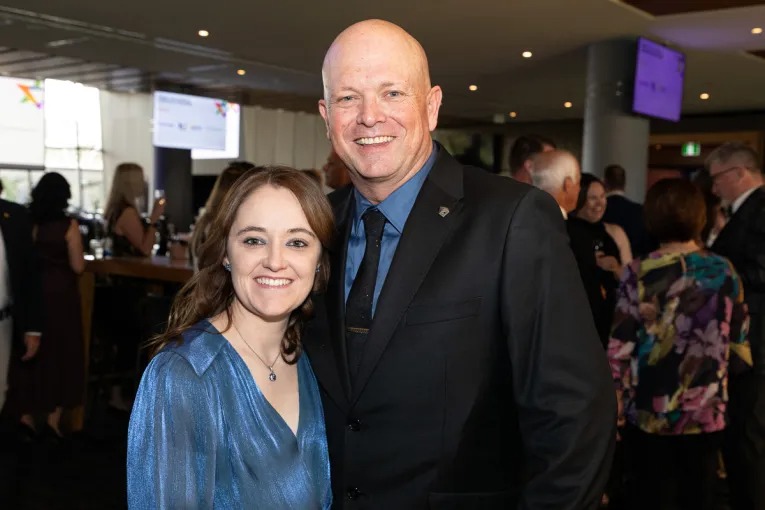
[1,405,128,510]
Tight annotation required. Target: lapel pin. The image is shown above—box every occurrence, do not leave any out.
[438,206,450,218]
[2,212,8,219]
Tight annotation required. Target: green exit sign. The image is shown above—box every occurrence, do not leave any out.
[681,142,701,157]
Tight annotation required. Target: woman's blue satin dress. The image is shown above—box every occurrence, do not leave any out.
[127,320,332,509]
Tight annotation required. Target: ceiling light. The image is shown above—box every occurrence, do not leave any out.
[522,51,533,58]
[468,84,478,91]
[752,27,763,35]
[236,69,246,76]
[509,111,517,118]
[564,101,572,108]
[700,92,710,100]
[198,29,209,37]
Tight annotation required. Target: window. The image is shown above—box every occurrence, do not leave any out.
[44,79,104,211]
[0,78,104,210]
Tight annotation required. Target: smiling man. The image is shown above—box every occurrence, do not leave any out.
[305,19,615,510]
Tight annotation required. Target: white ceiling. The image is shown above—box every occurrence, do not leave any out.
[0,0,764,123]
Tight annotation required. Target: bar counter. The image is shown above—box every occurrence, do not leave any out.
[84,254,194,283]
[74,255,193,430]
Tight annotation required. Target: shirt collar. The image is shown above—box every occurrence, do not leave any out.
[606,190,625,197]
[353,142,438,233]
[732,186,759,214]
[559,205,568,220]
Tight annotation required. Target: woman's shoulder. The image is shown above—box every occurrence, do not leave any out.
[116,204,140,223]
[155,320,228,377]
[687,250,739,274]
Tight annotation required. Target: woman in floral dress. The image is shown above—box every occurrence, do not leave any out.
[609,178,751,510]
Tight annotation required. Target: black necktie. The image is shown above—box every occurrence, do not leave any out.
[346,208,386,383]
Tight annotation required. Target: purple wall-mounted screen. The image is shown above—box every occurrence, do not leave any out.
[632,38,685,122]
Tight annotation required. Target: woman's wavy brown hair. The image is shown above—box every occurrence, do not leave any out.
[190,162,260,265]
[151,166,334,363]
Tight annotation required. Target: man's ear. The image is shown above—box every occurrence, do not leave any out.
[318,99,330,139]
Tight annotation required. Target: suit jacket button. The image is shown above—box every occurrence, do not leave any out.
[347,487,362,500]
[347,419,361,432]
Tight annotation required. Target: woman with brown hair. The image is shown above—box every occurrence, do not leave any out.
[609,178,751,509]
[127,167,334,509]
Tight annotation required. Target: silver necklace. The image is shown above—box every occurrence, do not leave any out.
[232,322,280,382]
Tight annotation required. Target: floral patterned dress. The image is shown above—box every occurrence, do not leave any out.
[608,250,752,435]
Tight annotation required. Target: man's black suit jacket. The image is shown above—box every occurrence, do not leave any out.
[304,148,616,510]
[0,198,42,353]
[712,187,765,372]
[602,194,654,258]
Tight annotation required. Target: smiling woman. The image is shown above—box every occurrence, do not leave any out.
[127,166,335,509]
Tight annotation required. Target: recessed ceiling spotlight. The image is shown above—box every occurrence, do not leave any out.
[468,84,478,91]
[752,27,763,35]
[198,29,210,37]
[564,101,573,108]
[509,111,517,118]
[522,51,533,58]
[700,92,710,100]
[236,69,246,76]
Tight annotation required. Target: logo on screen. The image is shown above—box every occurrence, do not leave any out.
[17,80,43,109]
[214,100,239,117]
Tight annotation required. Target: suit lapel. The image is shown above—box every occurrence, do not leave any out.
[307,188,354,408]
[327,191,354,399]
[713,187,764,252]
[351,151,464,403]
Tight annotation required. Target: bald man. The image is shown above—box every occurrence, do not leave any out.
[304,19,614,509]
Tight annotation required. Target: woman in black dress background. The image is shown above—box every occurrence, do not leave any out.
[10,172,84,438]
[570,173,633,347]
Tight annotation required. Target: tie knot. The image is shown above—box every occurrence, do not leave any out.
[362,208,386,242]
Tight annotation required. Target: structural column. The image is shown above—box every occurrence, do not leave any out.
[581,39,650,202]
[153,147,193,232]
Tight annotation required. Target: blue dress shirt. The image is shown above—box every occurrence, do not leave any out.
[344,143,438,314]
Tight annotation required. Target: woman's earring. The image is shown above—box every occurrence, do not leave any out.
[316,265,320,273]
[224,262,232,272]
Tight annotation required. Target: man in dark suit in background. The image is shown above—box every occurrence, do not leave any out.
[530,151,608,345]
[508,134,556,184]
[602,164,654,258]
[708,142,765,510]
[0,197,43,502]
[307,19,615,509]
[322,150,353,191]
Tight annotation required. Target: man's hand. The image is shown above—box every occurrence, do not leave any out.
[22,333,40,361]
